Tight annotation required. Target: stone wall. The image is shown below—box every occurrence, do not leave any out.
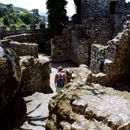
[0,24,45,39]
[2,40,38,57]
[89,24,130,85]
[112,15,126,36]
[3,32,52,53]
[81,0,109,19]
[81,0,125,20]
[0,43,21,112]
[0,24,52,54]
[51,36,71,62]
[1,39,51,95]
[10,41,38,58]
[125,2,130,14]
[81,0,126,37]
[20,56,50,94]
[51,26,72,62]
[51,18,113,65]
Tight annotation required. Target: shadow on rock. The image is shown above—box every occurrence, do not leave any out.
[43,86,53,94]
[0,91,27,130]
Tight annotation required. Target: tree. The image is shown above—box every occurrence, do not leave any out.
[74,0,81,23]
[3,16,10,26]
[46,0,68,35]
[0,3,40,29]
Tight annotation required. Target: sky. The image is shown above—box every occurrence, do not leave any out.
[0,0,76,16]
[126,0,130,2]
[0,0,130,16]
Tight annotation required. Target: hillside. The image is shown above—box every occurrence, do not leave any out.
[0,3,39,29]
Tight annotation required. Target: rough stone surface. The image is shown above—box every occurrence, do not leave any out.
[51,36,71,62]
[3,32,52,53]
[51,18,113,65]
[0,42,21,112]
[9,41,38,58]
[46,84,130,130]
[81,0,125,20]
[89,25,130,86]
[20,55,51,94]
[20,92,53,130]
[51,0,130,86]
[1,40,51,95]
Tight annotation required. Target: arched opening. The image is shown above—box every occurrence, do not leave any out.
[126,0,130,3]
[73,0,81,23]
[66,0,81,24]
[66,0,76,17]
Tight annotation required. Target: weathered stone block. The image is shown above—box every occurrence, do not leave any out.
[0,43,21,112]
[20,56,51,94]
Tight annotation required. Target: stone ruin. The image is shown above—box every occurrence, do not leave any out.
[46,1,130,129]
[45,64,130,130]
[1,39,51,94]
[46,83,130,130]
[0,35,51,115]
[0,18,53,129]
[0,0,130,129]
[51,0,130,87]
[0,23,45,39]
[0,42,21,113]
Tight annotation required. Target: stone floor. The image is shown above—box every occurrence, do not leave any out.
[19,61,77,130]
[46,84,130,130]
[4,59,129,130]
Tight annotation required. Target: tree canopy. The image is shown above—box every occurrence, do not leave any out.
[46,0,68,35]
[0,3,39,29]
[74,0,81,23]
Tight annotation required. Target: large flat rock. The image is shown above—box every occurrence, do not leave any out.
[46,84,130,130]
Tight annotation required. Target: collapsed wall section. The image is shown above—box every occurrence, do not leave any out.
[89,25,130,85]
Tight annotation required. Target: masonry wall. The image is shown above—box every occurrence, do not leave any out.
[4,33,52,53]
[51,18,113,64]
[112,15,126,36]
[51,27,71,62]
[81,0,109,19]
[2,40,38,57]
[10,41,38,58]
[90,25,130,85]
[20,56,50,94]
[1,39,51,95]
[0,24,45,39]
[81,0,125,20]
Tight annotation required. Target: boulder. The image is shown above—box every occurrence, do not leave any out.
[0,42,21,112]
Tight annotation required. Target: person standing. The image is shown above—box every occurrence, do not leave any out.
[54,66,67,92]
